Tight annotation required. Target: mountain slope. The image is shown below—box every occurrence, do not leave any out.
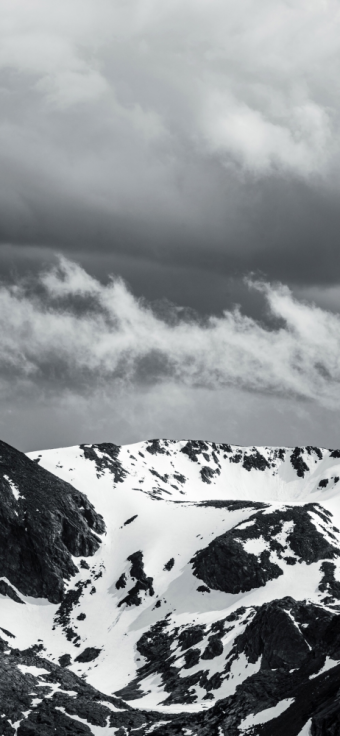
[1,438,340,733]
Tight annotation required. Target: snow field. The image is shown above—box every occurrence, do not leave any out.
[19,439,340,712]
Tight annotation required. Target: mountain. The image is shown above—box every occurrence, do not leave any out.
[1,438,340,734]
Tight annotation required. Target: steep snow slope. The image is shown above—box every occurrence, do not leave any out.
[1,438,340,734]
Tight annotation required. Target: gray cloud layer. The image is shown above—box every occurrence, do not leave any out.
[1,257,340,409]
[1,257,340,452]
[1,0,340,304]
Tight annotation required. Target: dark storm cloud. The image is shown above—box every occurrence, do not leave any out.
[1,0,340,315]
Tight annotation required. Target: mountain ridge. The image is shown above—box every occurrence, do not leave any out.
[1,437,340,733]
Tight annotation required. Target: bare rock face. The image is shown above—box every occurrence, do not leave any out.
[0,638,146,736]
[234,598,312,670]
[80,442,127,483]
[0,439,105,603]
[117,551,154,608]
[191,504,340,594]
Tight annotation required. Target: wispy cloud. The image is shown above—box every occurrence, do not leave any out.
[1,257,340,409]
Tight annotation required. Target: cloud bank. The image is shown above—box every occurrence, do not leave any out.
[1,0,340,295]
[1,257,340,412]
[1,0,337,178]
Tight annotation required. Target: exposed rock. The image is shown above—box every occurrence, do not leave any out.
[116,572,127,589]
[191,504,340,594]
[58,653,71,667]
[200,466,220,483]
[180,440,209,463]
[0,579,25,604]
[123,515,138,526]
[80,443,127,483]
[319,561,340,600]
[118,552,154,607]
[0,640,147,736]
[201,636,223,660]
[54,578,91,634]
[242,450,270,472]
[164,558,175,571]
[146,440,167,455]
[74,647,101,663]
[306,446,323,460]
[0,440,105,604]
[234,599,310,670]
[198,499,267,511]
[183,648,201,669]
[290,447,309,477]
[178,625,206,650]
[173,473,186,484]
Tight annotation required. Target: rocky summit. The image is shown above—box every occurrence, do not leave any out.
[1,439,340,734]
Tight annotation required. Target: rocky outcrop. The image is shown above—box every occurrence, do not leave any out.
[0,439,105,603]
[191,504,340,594]
[0,639,156,736]
[80,443,127,483]
[118,552,154,607]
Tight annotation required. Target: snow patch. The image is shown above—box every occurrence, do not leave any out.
[4,475,21,500]
[17,665,49,677]
[240,535,269,556]
[239,697,294,730]
[310,656,340,679]
[297,719,312,735]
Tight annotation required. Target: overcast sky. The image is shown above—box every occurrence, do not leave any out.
[1,0,340,451]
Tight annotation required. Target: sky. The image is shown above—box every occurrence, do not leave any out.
[1,0,340,451]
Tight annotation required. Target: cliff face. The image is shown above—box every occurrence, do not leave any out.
[0,439,105,603]
[1,437,340,734]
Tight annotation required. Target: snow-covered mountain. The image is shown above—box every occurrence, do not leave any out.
[1,438,340,734]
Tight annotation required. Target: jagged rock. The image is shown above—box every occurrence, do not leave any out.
[58,653,71,667]
[178,625,206,650]
[80,443,127,483]
[200,466,220,483]
[201,636,223,660]
[191,504,340,594]
[0,440,105,604]
[319,561,340,600]
[146,440,167,455]
[234,599,310,670]
[74,647,101,663]
[123,515,138,526]
[242,450,270,472]
[164,558,175,571]
[183,648,201,669]
[118,551,154,607]
[0,579,24,604]
[116,572,127,589]
[290,447,310,477]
